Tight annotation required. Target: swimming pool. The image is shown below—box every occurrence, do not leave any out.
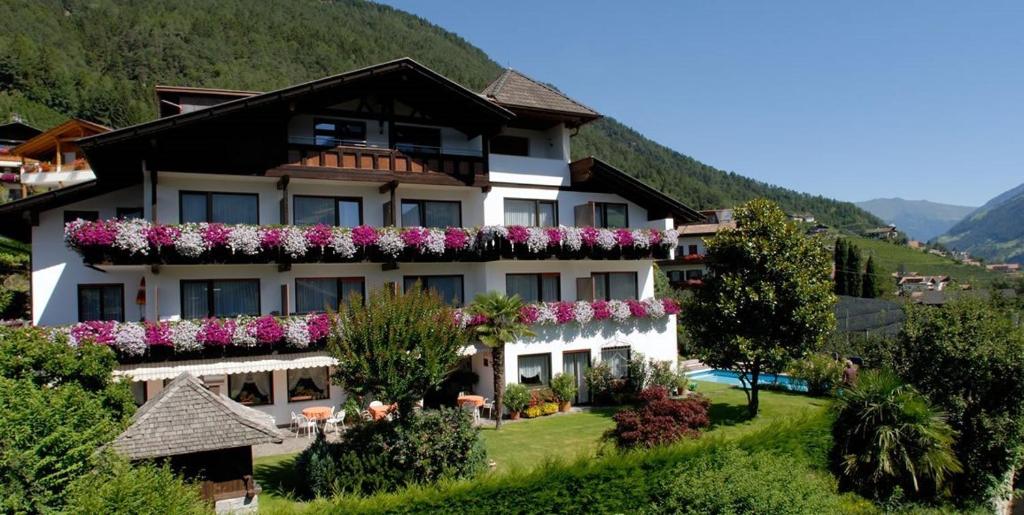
[688,369,807,392]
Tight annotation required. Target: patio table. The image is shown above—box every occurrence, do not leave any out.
[302,406,332,421]
[369,403,397,421]
[457,395,485,407]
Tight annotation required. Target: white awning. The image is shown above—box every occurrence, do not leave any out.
[114,352,339,382]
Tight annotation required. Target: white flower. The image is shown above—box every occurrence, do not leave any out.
[330,229,356,258]
[596,229,617,250]
[284,318,310,348]
[227,225,262,255]
[63,219,88,245]
[643,297,665,318]
[281,226,308,258]
[632,229,651,249]
[480,225,508,239]
[526,227,549,253]
[535,303,557,325]
[573,301,594,325]
[454,309,471,329]
[114,218,151,256]
[424,228,446,255]
[233,318,257,347]
[663,229,679,248]
[170,320,202,353]
[608,300,631,322]
[114,322,147,356]
[377,230,404,258]
[175,224,207,258]
[561,227,582,251]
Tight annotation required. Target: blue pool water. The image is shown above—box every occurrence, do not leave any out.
[689,369,807,392]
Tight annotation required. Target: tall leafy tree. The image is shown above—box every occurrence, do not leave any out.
[683,199,836,417]
[834,239,848,295]
[862,256,881,298]
[469,292,535,430]
[846,242,863,298]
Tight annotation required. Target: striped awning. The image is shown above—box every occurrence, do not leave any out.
[113,351,338,382]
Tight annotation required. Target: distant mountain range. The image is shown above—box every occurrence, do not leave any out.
[937,182,1024,265]
[855,198,975,242]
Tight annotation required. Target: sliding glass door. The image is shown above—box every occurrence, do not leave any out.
[562,351,591,404]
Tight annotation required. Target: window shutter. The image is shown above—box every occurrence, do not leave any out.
[383,200,394,226]
[574,202,595,226]
[576,277,595,301]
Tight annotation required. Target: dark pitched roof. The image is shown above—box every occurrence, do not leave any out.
[0,180,103,241]
[482,69,600,126]
[112,373,281,460]
[569,157,703,223]
[0,120,42,143]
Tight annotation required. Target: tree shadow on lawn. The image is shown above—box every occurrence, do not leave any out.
[706,400,751,429]
[254,455,305,501]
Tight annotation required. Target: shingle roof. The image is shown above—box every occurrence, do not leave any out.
[112,373,282,460]
[481,69,600,118]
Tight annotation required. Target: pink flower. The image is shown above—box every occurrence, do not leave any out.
[304,224,333,248]
[581,227,599,246]
[401,227,427,248]
[251,315,283,344]
[506,226,529,244]
[351,225,379,246]
[615,228,634,247]
[144,321,172,346]
[71,320,116,345]
[627,299,647,317]
[444,228,470,249]
[554,302,574,324]
[71,221,117,246]
[469,313,489,326]
[662,298,681,315]
[649,229,663,245]
[306,313,331,342]
[260,227,283,248]
[202,224,230,247]
[198,318,234,346]
[519,305,540,324]
[146,225,179,248]
[545,227,562,245]
[592,300,611,320]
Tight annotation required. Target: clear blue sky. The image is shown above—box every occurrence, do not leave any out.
[380,1,1024,207]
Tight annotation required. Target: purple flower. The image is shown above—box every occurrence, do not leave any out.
[251,315,283,344]
[147,225,179,248]
[304,224,333,248]
[545,227,562,245]
[627,299,647,317]
[401,227,427,248]
[70,220,117,246]
[144,321,172,346]
[506,226,529,244]
[649,229,663,245]
[519,305,540,324]
[202,224,230,247]
[554,302,574,324]
[662,298,681,315]
[260,227,283,248]
[592,300,611,320]
[615,228,635,247]
[581,227,599,246]
[198,318,234,346]
[0,172,18,183]
[70,320,116,346]
[351,225,378,246]
[444,228,470,249]
[306,313,331,342]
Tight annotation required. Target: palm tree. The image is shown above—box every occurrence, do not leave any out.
[469,292,535,430]
[832,369,962,499]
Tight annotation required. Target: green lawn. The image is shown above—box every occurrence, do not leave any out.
[255,381,828,513]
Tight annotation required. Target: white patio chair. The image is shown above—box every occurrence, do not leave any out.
[325,409,346,434]
[289,411,302,433]
[480,398,495,420]
[296,415,318,439]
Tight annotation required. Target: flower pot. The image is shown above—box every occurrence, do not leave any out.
[559,401,571,412]
[509,411,521,420]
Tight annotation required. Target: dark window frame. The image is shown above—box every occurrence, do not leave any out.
[393,124,442,154]
[505,273,561,303]
[490,135,530,156]
[77,283,125,322]
[399,199,462,228]
[601,346,632,379]
[178,191,260,224]
[294,276,366,314]
[595,202,630,229]
[179,278,261,319]
[591,271,639,301]
[403,274,466,306]
[228,372,275,406]
[116,207,145,220]
[286,367,331,403]
[293,195,364,226]
[313,118,368,147]
[64,210,99,224]
[503,198,558,227]
[517,352,553,387]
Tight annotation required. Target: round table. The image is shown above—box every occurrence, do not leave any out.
[457,395,485,407]
[302,406,332,421]
[369,403,397,421]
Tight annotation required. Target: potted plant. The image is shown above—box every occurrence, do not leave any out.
[504,383,530,420]
[551,372,578,412]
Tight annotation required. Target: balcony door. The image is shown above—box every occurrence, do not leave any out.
[562,350,590,404]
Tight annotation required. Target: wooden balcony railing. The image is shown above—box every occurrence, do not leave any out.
[285,144,485,179]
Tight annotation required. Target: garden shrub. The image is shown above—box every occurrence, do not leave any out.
[584,361,617,404]
[527,386,555,407]
[789,353,843,396]
[295,406,485,497]
[647,360,688,395]
[550,372,577,405]
[541,402,558,415]
[503,383,530,415]
[606,386,710,449]
[64,454,206,515]
[524,405,542,418]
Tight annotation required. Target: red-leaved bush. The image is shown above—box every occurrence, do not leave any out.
[606,386,710,449]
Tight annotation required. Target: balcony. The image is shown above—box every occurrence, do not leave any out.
[19,160,96,187]
[488,153,568,186]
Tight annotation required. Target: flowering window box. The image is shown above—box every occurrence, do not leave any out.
[64,219,678,265]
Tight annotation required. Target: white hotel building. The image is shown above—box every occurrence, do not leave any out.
[2,59,701,423]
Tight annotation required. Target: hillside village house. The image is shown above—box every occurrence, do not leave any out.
[658,208,735,288]
[0,59,698,423]
[6,118,108,198]
[0,117,42,201]
[865,225,899,240]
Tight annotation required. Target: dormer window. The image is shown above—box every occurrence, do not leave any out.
[314,119,366,147]
[491,135,529,156]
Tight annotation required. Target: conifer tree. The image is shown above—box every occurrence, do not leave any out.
[863,256,881,298]
[834,239,848,295]
[846,242,863,298]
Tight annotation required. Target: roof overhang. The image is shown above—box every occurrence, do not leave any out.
[113,351,339,382]
[569,157,703,224]
[0,180,103,241]
[11,119,110,159]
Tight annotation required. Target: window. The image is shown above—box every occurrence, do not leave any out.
[394,125,441,154]
[295,278,365,313]
[400,200,461,228]
[78,284,124,322]
[595,203,629,228]
[287,367,330,402]
[180,191,258,224]
[180,279,260,319]
[313,119,366,147]
[592,272,638,300]
[518,353,551,386]
[62,151,77,165]
[404,275,464,306]
[506,273,560,303]
[491,135,529,156]
[229,372,273,406]
[601,347,630,379]
[504,199,557,227]
[116,207,144,220]
[687,244,699,256]
[293,196,362,227]
[64,210,99,224]
[667,271,683,283]
[686,270,704,280]
[130,381,147,407]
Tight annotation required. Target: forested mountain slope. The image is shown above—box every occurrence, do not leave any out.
[0,0,880,228]
[937,182,1024,264]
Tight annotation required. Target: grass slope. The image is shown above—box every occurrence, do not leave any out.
[0,0,880,229]
[840,234,1001,292]
[937,182,1024,265]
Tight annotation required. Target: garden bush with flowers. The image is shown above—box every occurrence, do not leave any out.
[63,219,678,265]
